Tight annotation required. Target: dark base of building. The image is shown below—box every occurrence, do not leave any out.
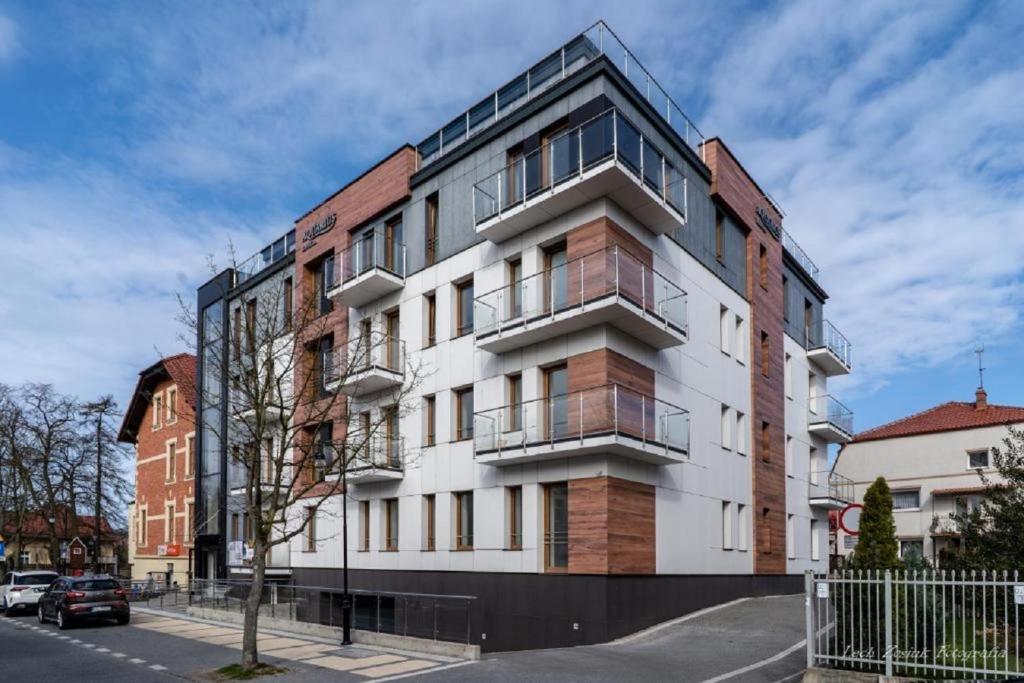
[292,568,802,652]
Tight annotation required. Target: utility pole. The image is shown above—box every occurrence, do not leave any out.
[975,344,985,389]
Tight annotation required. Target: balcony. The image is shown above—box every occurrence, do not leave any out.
[806,320,852,376]
[473,383,689,466]
[472,108,687,243]
[808,470,854,509]
[323,332,405,397]
[808,395,854,443]
[416,21,705,169]
[235,230,295,286]
[327,228,405,309]
[782,229,820,283]
[473,244,687,353]
[325,436,404,485]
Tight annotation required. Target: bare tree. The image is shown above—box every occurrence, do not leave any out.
[179,258,423,673]
[79,396,133,571]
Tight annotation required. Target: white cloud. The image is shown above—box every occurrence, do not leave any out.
[0,13,17,63]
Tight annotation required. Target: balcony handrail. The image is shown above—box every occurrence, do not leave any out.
[806,319,852,367]
[325,332,406,382]
[809,394,854,434]
[472,382,690,457]
[235,230,296,286]
[472,106,687,226]
[340,433,405,471]
[782,229,820,282]
[331,228,406,285]
[472,242,688,337]
[809,469,854,502]
[416,20,705,169]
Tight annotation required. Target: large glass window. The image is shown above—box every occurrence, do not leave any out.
[455,491,473,550]
[384,499,399,551]
[892,490,921,510]
[543,365,568,440]
[543,244,568,313]
[455,387,473,441]
[507,486,523,550]
[507,374,522,432]
[455,280,474,336]
[425,194,439,266]
[544,483,568,570]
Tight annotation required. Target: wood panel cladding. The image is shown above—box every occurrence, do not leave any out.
[569,476,655,574]
[564,217,655,314]
[566,349,655,441]
[702,139,787,575]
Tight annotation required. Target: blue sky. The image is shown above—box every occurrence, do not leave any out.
[0,1,1022,432]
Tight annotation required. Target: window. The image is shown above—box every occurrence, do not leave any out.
[384,215,403,273]
[719,306,730,355]
[715,209,725,262]
[233,307,242,360]
[736,411,748,455]
[316,335,333,399]
[152,393,163,429]
[737,504,748,551]
[787,514,796,559]
[761,422,771,462]
[734,316,745,363]
[454,491,474,550]
[421,395,436,447]
[808,372,818,413]
[722,501,733,550]
[313,422,333,480]
[759,508,772,553]
[166,504,175,543]
[184,434,195,478]
[810,519,821,561]
[720,404,732,450]
[140,509,147,546]
[804,299,814,343]
[899,539,924,560]
[166,440,176,482]
[544,483,568,571]
[384,499,399,551]
[184,501,193,542]
[785,436,793,478]
[424,292,437,347]
[231,513,240,542]
[315,255,334,317]
[385,310,400,370]
[782,276,790,322]
[507,486,523,550]
[167,388,177,423]
[455,279,474,336]
[261,437,274,484]
[243,513,252,542]
[507,258,522,319]
[967,449,990,469]
[423,495,436,551]
[784,353,792,398]
[760,331,770,378]
[359,501,370,551]
[304,507,316,552]
[245,299,257,353]
[425,192,439,266]
[759,243,768,288]
[809,446,819,484]
[507,374,522,431]
[282,277,293,331]
[892,489,921,510]
[455,387,474,441]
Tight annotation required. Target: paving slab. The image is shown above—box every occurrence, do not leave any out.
[354,659,439,678]
[302,654,404,672]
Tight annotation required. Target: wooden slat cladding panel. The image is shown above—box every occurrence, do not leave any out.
[566,349,655,441]
[565,217,655,314]
[569,476,655,575]
[703,139,788,575]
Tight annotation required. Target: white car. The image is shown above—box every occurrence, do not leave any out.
[0,571,60,614]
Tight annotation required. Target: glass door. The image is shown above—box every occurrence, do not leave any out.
[384,217,403,274]
[385,311,400,370]
[544,364,569,441]
[544,483,569,571]
[544,244,568,314]
[357,227,374,275]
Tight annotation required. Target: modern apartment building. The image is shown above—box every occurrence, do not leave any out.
[193,21,854,650]
[119,353,197,584]
[833,388,1023,566]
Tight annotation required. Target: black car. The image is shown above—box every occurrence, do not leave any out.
[37,576,130,629]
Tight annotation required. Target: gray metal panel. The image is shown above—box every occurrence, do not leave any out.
[782,261,824,343]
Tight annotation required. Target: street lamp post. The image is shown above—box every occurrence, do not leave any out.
[341,460,352,645]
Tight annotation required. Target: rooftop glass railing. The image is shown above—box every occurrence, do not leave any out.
[472,107,687,226]
[473,243,687,339]
[235,231,296,286]
[473,383,689,458]
[416,21,705,168]
[782,229,820,282]
[806,320,852,369]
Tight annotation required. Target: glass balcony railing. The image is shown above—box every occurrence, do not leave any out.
[472,107,687,226]
[809,395,854,436]
[333,227,405,285]
[473,383,689,459]
[343,434,404,473]
[809,470,854,504]
[806,320,852,369]
[235,230,295,286]
[473,243,687,340]
[325,332,405,387]
[416,21,705,168]
[782,229,820,283]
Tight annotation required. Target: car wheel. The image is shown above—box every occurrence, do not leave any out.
[56,608,69,630]
[37,605,46,623]
[116,615,130,626]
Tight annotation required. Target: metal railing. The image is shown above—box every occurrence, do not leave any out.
[809,470,854,503]
[473,383,689,458]
[931,515,963,536]
[189,579,475,645]
[807,570,1024,679]
[783,228,820,282]
[809,394,854,435]
[806,320,852,369]
[325,332,405,383]
[332,227,406,286]
[235,230,296,286]
[473,243,687,338]
[340,434,405,474]
[416,21,705,168]
[472,107,687,226]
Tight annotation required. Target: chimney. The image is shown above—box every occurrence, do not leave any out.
[975,387,988,411]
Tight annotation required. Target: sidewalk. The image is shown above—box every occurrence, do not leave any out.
[133,607,473,679]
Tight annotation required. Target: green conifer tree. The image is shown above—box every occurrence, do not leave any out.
[850,476,901,571]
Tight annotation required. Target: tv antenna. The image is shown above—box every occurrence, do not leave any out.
[975,345,985,389]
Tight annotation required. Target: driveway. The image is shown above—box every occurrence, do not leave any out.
[420,593,808,682]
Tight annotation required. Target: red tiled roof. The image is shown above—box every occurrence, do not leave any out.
[853,398,1024,443]
[162,353,197,408]
[117,352,197,443]
[3,509,119,541]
